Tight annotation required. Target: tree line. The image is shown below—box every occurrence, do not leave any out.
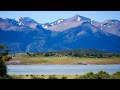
[26,48,120,58]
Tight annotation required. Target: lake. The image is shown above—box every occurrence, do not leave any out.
[7,64,120,75]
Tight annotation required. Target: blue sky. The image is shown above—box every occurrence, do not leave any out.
[0,11,120,23]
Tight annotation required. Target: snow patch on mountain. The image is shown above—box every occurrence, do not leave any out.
[18,22,24,25]
[42,19,65,29]
[91,21,93,24]
[50,19,64,26]
[77,17,81,21]
[15,18,21,22]
[15,18,24,25]
[42,25,48,28]
[57,19,64,24]
[50,23,54,26]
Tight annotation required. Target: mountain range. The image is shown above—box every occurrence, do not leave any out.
[0,15,120,53]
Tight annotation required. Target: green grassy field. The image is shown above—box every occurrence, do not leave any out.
[9,53,120,64]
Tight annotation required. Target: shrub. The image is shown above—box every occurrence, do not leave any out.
[41,74,44,76]
[31,75,45,79]
[0,44,11,77]
[82,72,98,79]
[0,76,2,79]
[0,75,13,79]
[96,71,110,79]
[48,75,58,79]
[0,62,7,77]
[75,72,98,79]
[38,77,45,79]
[30,74,33,76]
[110,72,120,79]
[2,56,10,61]
[60,76,67,79]
[31,75,38,79]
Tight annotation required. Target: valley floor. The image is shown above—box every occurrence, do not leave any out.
[7,53,120,65]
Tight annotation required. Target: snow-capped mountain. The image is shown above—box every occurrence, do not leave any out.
[42,15,92,31]
[100,19,120,36]
[15,17,37,25]
[42,15,120,37]
[50,19,65,26]
[0,15,120,53]
[42,18,65,29]
[15,17,24,25]
[0,17,45,31]
[15,17,42,29]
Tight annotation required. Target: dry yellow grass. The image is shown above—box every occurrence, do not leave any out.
[11,53,120,64]
[10,74,78,79]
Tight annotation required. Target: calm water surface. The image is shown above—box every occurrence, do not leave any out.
[7,64,120,75]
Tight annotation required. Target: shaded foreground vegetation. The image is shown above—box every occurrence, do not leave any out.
[1,71,120,79]
[0,44,12,79]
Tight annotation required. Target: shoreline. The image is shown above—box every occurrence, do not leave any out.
[6,62,120,65]
[9,72,120,79]
[7,56,120,65]
[6,63,120,65]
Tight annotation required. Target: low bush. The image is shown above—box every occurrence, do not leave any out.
[96,71,110,79]
[48,75,58,79]
[110,72,120,79]
[60,76,67,79]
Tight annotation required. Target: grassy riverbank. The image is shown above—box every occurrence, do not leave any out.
[8,53,120,65]
[8,71,120,79]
